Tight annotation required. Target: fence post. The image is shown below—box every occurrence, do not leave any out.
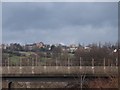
[19,57,22,74]
[68,57,70,74]
[38,56,40,66]
[56,57,58,69]
[80,57,82,69]
[32,57,34,74]
[92,58,94,74]
[44,54,46,70]
[68,57,70,69]
[28,58,29,66]
[92,58,94,68]
[116,58,118,69]
[103,58,106,72]
[36,55,37,66]
[8,57,10,73]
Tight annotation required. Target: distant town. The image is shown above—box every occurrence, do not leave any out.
[1,42,118,66]
[1,42,118,52]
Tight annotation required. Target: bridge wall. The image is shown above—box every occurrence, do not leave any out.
[2,66,118,76]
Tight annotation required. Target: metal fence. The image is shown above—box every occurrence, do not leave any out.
[2,57,118,67]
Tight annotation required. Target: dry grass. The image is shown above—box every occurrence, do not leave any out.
[86,76,118,88]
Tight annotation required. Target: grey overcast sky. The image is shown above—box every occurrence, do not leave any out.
[2,2,118,45]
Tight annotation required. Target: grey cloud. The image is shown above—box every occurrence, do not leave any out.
[3,24,117,45]
[3,2,118,30]
[2,2,118,45]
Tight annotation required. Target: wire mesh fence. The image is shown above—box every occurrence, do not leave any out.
[2,57,118,67]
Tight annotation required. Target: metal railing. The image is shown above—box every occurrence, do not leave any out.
[2,57,118,67]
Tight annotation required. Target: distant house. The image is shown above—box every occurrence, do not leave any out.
[44,44,51,51]
[24,42,45,51]
[25,44,34,51]
[36,42,45,48]
[84,46,91,52]
[61,46,68,51]
[69,44,78,53]
[2,44,9,50]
